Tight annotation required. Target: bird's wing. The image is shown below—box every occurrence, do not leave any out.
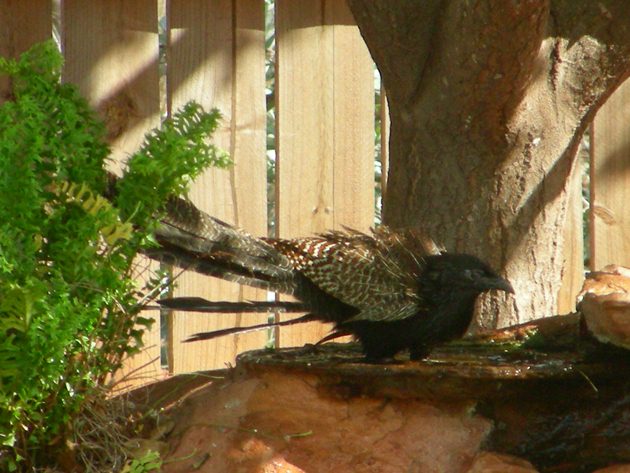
[266,228,430,311]
[342,300,421,323]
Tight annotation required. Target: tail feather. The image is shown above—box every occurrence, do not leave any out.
[157,297,307,313]
[315,329,354,345]
[148,197,300,295]
[145,243,297,293]
[184,313,316,342]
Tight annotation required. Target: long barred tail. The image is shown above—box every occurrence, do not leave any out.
[146,197,301,295]
[105,175,321,342]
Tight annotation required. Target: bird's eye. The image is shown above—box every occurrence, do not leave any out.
[463,269,484,280]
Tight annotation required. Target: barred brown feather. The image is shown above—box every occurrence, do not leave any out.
[263,228,438,314]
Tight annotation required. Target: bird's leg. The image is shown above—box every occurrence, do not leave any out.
[409,344,431,361]
[361,341,404,364]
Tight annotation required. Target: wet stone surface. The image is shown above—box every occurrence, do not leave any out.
[235,341,630,472]
[144,335,630,473]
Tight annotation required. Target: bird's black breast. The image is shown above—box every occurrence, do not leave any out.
[344,291,479,361]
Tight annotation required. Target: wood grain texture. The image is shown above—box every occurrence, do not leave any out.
[168,0,268,373]
[62,0,161,171]
[557,157,584,314]
[331,1,375,229]
[62,0,162,388]
[591,79,630,270]
[0,0,52,102]
[276,0,374,348]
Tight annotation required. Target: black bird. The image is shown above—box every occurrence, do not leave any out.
[150,198,514,361]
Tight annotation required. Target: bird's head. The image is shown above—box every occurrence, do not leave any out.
[421,253,514,296]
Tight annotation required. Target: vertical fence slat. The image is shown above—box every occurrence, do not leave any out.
[591,79,630,270]
[62,1,161,170]
[331,1,375,229]
[557,158,584,314]
[62,0,162,388]
[276,0,374,348]
[168,0,267,373]
[233,0,268,240]
[233,0,269,354]
[0,0,52,101]
[276,0,335,236]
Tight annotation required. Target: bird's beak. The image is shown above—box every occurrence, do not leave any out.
[487,276,514,294]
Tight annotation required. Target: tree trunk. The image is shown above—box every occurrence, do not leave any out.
[347,0,630,327]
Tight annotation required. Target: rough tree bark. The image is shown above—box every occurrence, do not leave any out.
[347,1,630,327]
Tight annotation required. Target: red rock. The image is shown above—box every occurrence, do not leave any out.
[161,371,492,473]
[466,451,538,472]
[593,464,630,472]
[578,265,630,298]
[578,265,630,349]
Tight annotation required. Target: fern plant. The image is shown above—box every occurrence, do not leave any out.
[0,41,228,471]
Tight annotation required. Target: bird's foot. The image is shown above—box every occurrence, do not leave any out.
[363,355,402,364]
[409,347,431,361]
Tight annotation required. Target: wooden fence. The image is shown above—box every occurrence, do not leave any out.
[1,1,629,387]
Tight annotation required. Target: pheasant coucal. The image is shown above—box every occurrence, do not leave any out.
[149,198,514,361]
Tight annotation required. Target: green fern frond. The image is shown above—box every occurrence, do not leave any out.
[0,41,229,470]
[57,181,133,246]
